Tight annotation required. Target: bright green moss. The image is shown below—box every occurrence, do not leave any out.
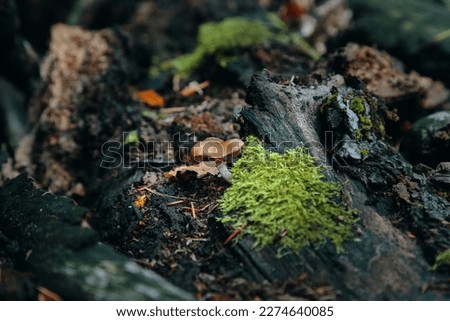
[360,148,369,158]
[432,249,450,270]
[350,97,373,132]
[124,130,139,145]
[354,128,362,141]
[164,17,272,77]
[350,96,365,114]
[167,51,205,78]
[153,15,320,78]
[198,17,272,54]
[219,137,356,254]
[321,92,338,111]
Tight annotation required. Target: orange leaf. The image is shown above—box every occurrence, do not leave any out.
[279,1,307,23]
[180,81,210,97]
[133,195,147,209]
[137,89,165,107]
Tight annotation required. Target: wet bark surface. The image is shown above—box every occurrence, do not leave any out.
[240,70,450,299]
[15,23,139,196]
[0,174,193,300]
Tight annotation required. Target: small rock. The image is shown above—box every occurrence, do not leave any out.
[431,162,450,188]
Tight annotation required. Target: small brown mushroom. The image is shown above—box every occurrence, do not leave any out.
[222,138,245,159]
[190,137,224,161]
[190,137,244,182]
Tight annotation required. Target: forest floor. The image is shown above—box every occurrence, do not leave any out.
[1,0,450,300]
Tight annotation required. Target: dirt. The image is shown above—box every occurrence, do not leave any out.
[92,170,337,300]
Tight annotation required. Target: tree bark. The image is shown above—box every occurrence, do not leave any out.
[235,69,449,299]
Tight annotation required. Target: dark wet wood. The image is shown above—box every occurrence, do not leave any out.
[236,69,449,299]
[0,174,193,300]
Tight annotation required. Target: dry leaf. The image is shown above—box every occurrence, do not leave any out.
[405,231,416,239]
[180,81,210,97]
[133,195,147,209]
[279,1,308,24]
[164,161,218,179]
[137,89,165,107]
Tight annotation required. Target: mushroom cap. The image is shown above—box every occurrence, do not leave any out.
[190,137,244,162]
[222,138,245,158]
[191,137,224,161]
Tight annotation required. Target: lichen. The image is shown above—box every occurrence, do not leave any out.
[432,249,450,270]
[219,136,356,254]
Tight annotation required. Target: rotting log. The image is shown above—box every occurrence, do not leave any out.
[15,23,139,196]
[0,174,193,300]
[234,69,450,299]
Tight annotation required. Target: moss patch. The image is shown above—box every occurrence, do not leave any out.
[322,88,386,145]
[219,137,356,253]
[360,148,369,158]
[153,15,320,78]
[124,130,139,145]
[161,17,272,77]
[432,249,450,270]
[320,91,338,112]
[350,96,373,132]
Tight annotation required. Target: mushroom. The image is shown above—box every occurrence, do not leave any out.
[190,137,224,162]
[190,137,244,182]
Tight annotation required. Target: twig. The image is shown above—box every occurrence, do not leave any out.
[190,202,197,219]
[198,204,211,212]
[37,286,62,301]
[186,237,209,242]
[166,200,184,206]
[159,106,188,113]
[223,223,247,245]
[205,202,219,215]
[137,186,197,202]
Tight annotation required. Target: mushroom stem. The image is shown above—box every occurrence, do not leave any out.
[217,161,232,182]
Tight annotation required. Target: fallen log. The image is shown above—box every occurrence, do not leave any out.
[15,23,139,196]
[234,69,449,299]
[0,174,193,300]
